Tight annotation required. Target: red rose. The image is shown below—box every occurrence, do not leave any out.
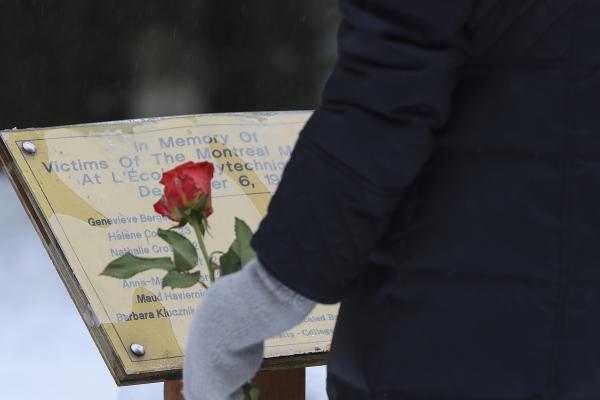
[153,161,214,222]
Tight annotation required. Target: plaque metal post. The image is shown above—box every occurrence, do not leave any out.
[252,368,306,400]
[164,380,183,400]
[163,368,306,400]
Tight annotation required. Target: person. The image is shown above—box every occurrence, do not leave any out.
[184,0,600,398]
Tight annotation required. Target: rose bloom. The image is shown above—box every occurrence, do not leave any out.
[153,161,214,222]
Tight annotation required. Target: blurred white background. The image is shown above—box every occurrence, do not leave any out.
[0,174,327,399]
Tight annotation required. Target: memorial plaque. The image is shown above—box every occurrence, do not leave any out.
[0,111,338,385]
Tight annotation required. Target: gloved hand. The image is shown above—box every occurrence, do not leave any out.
[183,258,317,400]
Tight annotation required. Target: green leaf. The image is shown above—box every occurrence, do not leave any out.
[248,387,261,400]
[217,218,255,278]
[158,228,198,271]
[233,218,256,266]
[101,253,174,279]
[162,270,201,289]
[219,245,242,277]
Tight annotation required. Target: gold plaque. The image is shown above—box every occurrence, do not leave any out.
[0,112,338,385]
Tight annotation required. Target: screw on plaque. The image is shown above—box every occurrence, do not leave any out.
[130,343,146,357]
[22,142,37,155]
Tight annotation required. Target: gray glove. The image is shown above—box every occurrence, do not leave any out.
[183,259,317,400]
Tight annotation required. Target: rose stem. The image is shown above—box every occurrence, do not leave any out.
[190,217,215,284]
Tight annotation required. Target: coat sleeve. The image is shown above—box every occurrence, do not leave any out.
[252,0,474,304]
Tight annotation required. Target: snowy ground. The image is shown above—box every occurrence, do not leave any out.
[0,174,327,399]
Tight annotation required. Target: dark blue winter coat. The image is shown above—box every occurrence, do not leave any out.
[253,1,599,398]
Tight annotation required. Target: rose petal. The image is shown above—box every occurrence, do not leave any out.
[181,175,200,200]
[174,162,196,176]
[153,197,170,217]
[159,169,178,186]
[165,184,185,208]
[186,162,214,194]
